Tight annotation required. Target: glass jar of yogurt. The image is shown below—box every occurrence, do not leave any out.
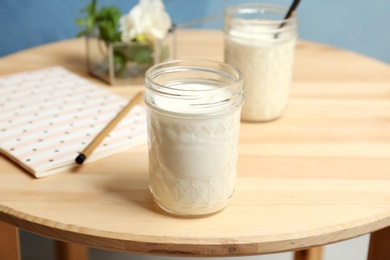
[224,3,298,122]
[144,59,245,217]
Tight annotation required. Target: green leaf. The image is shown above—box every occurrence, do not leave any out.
[75,0,98,36]
[76,18,84,27]
[95,6,122,42]
[86,16,95,30]
[75,1,122,42]
[133,47,153,64]
[76,30,88,37]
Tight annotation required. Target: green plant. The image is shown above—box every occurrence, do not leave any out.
[76,0,122,43]
[76,0,172,81]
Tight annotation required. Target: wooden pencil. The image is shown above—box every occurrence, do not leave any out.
[75,91,144,165]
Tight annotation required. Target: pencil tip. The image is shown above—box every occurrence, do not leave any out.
[75,153,86,165]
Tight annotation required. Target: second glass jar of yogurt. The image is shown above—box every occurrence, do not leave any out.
[224,3,298,122]
[144,59,245,217]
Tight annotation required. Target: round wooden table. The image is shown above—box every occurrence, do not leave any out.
[1,30,390,260]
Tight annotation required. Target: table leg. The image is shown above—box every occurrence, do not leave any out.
[294,247,323,260]
[55,241,88,260]
[0,221,21,260]
[367,226,390,260]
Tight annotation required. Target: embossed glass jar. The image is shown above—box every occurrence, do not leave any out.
[224,3,298,122]
[144,59,245,216]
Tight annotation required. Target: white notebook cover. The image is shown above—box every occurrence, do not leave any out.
[0,66,147,178]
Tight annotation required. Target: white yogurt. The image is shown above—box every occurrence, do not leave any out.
[225,30,296,122]
[223,3,298,122]
[146,83,242,216]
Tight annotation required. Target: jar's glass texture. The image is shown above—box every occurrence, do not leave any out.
[144,59,245,217]
[224,4,298,122]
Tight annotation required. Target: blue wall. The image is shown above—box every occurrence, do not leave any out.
[0,0,389,63]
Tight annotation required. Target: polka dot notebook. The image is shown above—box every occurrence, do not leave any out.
[0,66,147,178]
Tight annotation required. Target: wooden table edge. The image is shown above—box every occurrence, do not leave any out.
[2,207,390,256]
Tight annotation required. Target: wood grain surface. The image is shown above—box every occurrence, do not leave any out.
[1,30,390,257]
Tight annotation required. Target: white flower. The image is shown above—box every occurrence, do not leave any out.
[119,0,172,42]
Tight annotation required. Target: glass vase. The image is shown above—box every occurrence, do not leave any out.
[86,33,175,85]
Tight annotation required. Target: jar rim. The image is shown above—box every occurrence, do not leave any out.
[145,59,244,97]
[144,59,245,118]
[225,3,297,24]
[224,3,298,39]
[146,59,243,84]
